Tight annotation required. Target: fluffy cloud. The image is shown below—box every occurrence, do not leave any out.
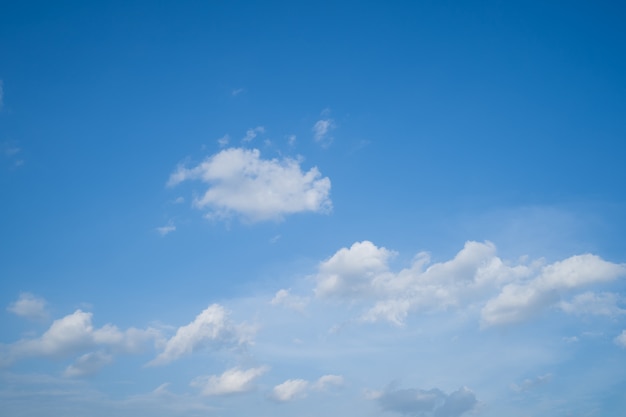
[373,385,477,417]
[271,379,309,402]
[313,374,344,391]
[615,330,626,348]
[7,292,48,320]
[190,366,268,396]
[312,241,626,327]
[2,310,159,365]
[481,254,626,327]
[148,304,254,366]
[167,148,332,222]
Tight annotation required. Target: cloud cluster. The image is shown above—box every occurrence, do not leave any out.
[312,241,626,327]
[148,304,254,366]
[167,147,332,222]
[373,385,477,417]
[190,366,268,396]
[1,309,159,371]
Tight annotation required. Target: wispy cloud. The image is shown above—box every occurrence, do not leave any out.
[231,88,245,96]
[156,223,176,236]
[242,126,265,143]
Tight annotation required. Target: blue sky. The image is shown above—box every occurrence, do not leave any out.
[1,1,626,416]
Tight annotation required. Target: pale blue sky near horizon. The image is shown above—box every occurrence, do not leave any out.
[1,1,626,416]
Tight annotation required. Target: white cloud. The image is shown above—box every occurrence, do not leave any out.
[190,366,268,396]
[287,134,296,146]
[167,147,332,222]
[64,351,114,377]
[312,241,626,327]
[242,126,265,143]
[313,374,344,391]
[156,224,176,236]
[559,292,625,316]
[270,289,308,312]
[481,254,626,327]
[217,134,230,147]
[375,385,477,417]
[312,118,335,146]
[231,88,245,96]
[615,330,626,348]
[271,379,309,402]
[148,304,254,366]
[3,310,159,365]
[7,293,48,320]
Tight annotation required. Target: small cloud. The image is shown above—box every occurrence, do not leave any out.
[563,336,579,343]
[242,126,265,143]
[64,351,114,377]
[271,379,309,402]
[615,330,626,348]
[232,88,245,96]
[270,289,308,312]
[269,234,281,244]
[217,134,230,147]
[313,374,344,391]
[156,224,176,236]
[173,197,185,204]
[287,135,296,146]
[190,366,268,396]
[7,293,48,320]
[510,374,552,392]
[312,118,335,147]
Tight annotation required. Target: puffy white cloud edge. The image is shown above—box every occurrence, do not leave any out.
[167,147,331,222]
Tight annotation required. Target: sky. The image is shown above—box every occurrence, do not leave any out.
[1,1,626,416]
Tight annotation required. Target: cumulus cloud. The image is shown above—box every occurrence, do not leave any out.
[7,293,48,320]
[312,241,626,327]
[270,289,309,312]
[148,304,254,366]
[190,366,268,396]
[481,255,626,327]
[271,379,309,402]
[64,351,114,377]
[167,147,332,222]
[615,330,626,348]
[373,385,477,417]
[2,310,159,366]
